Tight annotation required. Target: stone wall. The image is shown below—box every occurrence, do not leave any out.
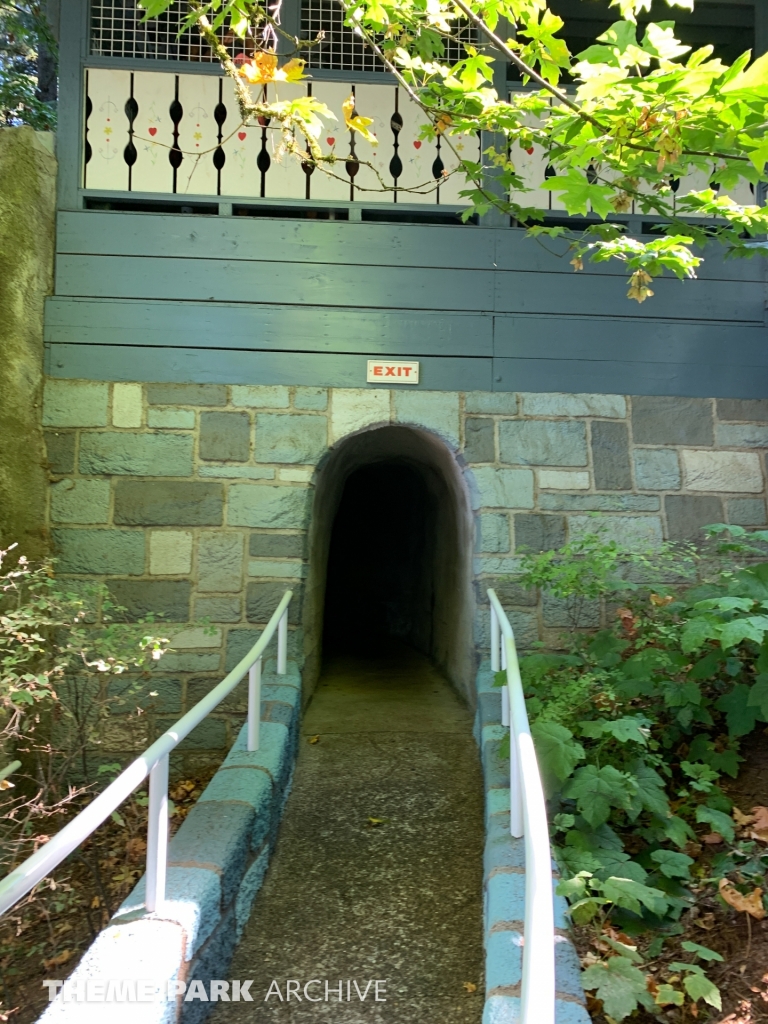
[42,380,768,763]
[0,128,56,557]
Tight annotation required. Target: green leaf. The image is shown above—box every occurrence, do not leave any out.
[650,849,694,880]
[680,941,724,963]
[682,971,722,1009]
[747,673,768,718]
[580,716,651,745]
[722,51,768,97]
[681,617,717,653]
[627,759,670,820]
[600,876,669,916]
[664,815,695,848]
[719,616,768,650]
[695,805,735,843]
[539,168,616,219]
[581,956,650,1021]
[655,984,684,1007]
[562,765,635,827]
[532,721,585,782]
[715,684,762,737]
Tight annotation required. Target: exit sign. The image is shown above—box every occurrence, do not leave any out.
[366,360,420,384]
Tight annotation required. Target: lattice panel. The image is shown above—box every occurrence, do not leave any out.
[83,69,481,204]
[300,0,476,72]
[90,0,239,61]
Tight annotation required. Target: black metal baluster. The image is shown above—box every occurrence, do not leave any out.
[83,71,93,187]
[301,83,315,200]
[257,87,271,199]
[432,134,444,205]
[346,86,359,202]
[169,76,183,192]
[124,72,138,191]
[213,78,227,195]
[389,88,403,203]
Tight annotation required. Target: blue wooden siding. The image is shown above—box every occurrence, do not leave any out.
[46,211,768,397]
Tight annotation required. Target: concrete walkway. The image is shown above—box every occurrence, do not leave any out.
[211,645,484,1023]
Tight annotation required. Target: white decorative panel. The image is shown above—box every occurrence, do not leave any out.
[353,83,396,203]
[220,78,263,198]
[131,71,175,194]
[437,130,482,206]
[309,81,356,201]
[177,74,222,195]
[84,68,131,191]
[263,82,311,200]
[395,89,436,204]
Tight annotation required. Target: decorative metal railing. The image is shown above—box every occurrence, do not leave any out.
[489,587,555,1024]
[0,590,292,918]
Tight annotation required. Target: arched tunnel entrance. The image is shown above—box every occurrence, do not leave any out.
[304,424,475,696]
[219,426,484,1022]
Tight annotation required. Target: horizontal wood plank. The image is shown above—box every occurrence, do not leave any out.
[55,255,496,313]
[46,344,493,390]
[493,315,768,364]
[44,297,494,357]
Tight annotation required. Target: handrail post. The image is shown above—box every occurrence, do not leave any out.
[247,657,262,752]
[490,604,499,672]
[277,610,287,675]
[145,753,169,912]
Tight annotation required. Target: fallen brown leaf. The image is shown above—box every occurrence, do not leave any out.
[693,912,716,930]
[462,982,477,993]
[733,807,756,827]
[307,735,320,744]
[751,806,768,830]
[719,878,766,920]
[43,949,72,969]
[702,832,723,844]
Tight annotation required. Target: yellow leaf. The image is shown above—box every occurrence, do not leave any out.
[342,93,378,144]
[307,734,320,744]
[462,981,477,993]
[239,52,278,84]
[650,594,674,607]
[275,58,306,83]
[718,878,766,920]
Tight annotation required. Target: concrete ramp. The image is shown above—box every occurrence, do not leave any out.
[212,645,485,1022]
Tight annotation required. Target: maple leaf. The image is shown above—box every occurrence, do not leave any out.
[718,878,766,920]
[342,94,378,144]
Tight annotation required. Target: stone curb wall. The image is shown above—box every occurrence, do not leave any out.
[474,661,590,1024]
[37,660,301,1024]
[42,379,768,761]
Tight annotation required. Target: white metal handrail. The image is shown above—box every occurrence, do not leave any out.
[0,590,292,918]
[488,588,555,1024]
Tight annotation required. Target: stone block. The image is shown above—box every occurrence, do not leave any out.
[79,432,194,476]
[631,396,713,445]
[228,485,311,529]
[231,385,290,408]
[235,848,270,937]
[294,387,328,410]
[197,532,244,593]
[472,467,534,509]
[279,467,314,483]
[198,465,274,479]
[330,388,390,443]
[149,531,193,575]
[146,383,226,406]
[254,413,326,464]
[108,580,191,621]
[682,450,763,493]
[464,392,518,415]
[633,448,681,491]
[246,582,302,624]
[112,383,143,428]
[147,408,195,429]
[225,628,262,671]
[521,392,626,418]
[474,556,523,575]
[514,513,566,553]
[728,497,767,526]
[43,380,109,427]
[170,627,222,649]
[569,514,663,549]
[715,423,768,448]
[114,480,224,525]
[53,528,145,575]
[475,607,539,651]
[393,390,461,446]
[465,417,495,463]
[160,652,221,673]
[543,592,600,628]
[591,420,632,490]
[499,420,587,466]
[162,715,227,751]
[476,513,511,553]
[50,478,110,524]
[249,532,307,558]
[477,577,537,607]
[538,470,589,490]
[665,494,725,541]
[540,493,659,511]
[249,558,306,579]
[716,398,768,421]
[194,596,242,622]
[44,430,75,474]
[199,411,250,462]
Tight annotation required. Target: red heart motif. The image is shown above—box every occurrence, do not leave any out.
[413,140,422,149]
[238,131,247,140]
[148,126,157,136]
[327,137,336,146]
[525,146,534,155]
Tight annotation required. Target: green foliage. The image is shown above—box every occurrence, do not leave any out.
[0,2,56,128]
[510,525,768,1018]
[138,0,768,300]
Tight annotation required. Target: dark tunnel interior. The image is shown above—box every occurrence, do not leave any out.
[322,461,437,657]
